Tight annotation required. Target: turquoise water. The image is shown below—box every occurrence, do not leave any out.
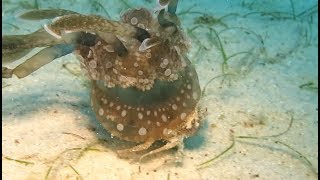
[2,0,318,179]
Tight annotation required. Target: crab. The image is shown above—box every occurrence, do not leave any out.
[2,0,202,160]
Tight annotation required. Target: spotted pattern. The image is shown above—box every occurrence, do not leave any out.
[76,8,189,91]
[90,59,200,142]
[76,7,201,143]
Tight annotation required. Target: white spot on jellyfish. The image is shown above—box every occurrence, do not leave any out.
[106,62,112,68]
[116,105,121,110]
[182,102,187,107]
[99,108,104,116]
[121,110,127,117]
[101,98,108,104]
[90,70,98,80]
[112,68,118,74]
[181,89,185,94]
[163,58,169,65]
[164,69,171,76]
[176,97,180,101]
[107,82,115,88]
[117,123,124,131]
[146,110,151,116]
[160,62,167,69]
[193,92,199,100]
[134,62,139,67]
[89,60,97,69]
[154,111,158,116]
[163,128,168,135]
[187,84,192,90]
[138,127,147,135]
[104,75,111,81]
[147,120,151,124]
[146,52,152,58]
[109,102,114,107]
[172,104,178,110]
[156,122,161,126]
[161,114,167,122]
[130,17,138,25]
[180,113,187,120]
[119,75,126,82]
[138,70,143,75]
[138,112,144,120]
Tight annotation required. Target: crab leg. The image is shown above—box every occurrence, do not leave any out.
[139,137,182,161]
[117,139,154,157]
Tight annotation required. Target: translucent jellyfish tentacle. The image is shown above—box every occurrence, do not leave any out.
[46,14,150,42]
[9,44,75,78]
[18,9,79,20]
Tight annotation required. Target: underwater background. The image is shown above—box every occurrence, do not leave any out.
[2,0,318,179]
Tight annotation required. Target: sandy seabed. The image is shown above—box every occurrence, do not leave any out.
[2,0,318,179]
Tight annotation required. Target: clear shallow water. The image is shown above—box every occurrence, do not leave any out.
[2,0,318,179]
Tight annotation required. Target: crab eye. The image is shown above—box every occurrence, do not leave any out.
[135,27,150,42]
